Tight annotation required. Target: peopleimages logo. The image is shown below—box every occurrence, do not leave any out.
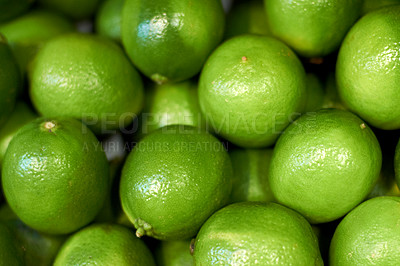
[80,111,318,136]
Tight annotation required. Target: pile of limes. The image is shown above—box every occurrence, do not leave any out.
[1,0,400,265]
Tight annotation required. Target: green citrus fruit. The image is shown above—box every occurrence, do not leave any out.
[38,0,100,20]
[229,148,274,203]
[0,204,66,266]
[0,222,24,265]
[156,240,193,266]
[199,34,306,148]
[362,0,400,14]
[303,73,324,112]
[121,0,225,83]
[120,125,232,240]
[193,202,323,265]
[330,196,400,265]
[141,80,206,135]
[54,224,155,266]
[0,102,37,167]
[0,35,20,128]
[95,0,124,42]
[269,109,382,223]
[0,9,74,75]
[337,6,400,130]
[224,0,270,40]
[0,0,35,22]
[265,0,362,57]
[1,118,109,234]
[29,33,144,133]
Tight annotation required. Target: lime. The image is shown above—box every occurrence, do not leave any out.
[38,0,100,20]
[0,204,66,266]
[121,0,225,83]
[229,148,274,203]
[141,80,206,135]
[29,33,144,133]
[269,109,382,223]
[156,240,193,266]
[0,9,74,75]
[120,125,232,240]
[265,0,362,57]
[0,222,23,265]
[362,0,400,14]
[0,0,34,22]
[199,34,306,148]
[193,202,323,265]
[1,118,109,234]
[330,196,400,265]
[303,73,324,112]
[0,102,37,167]
[95,0,124,42]
[0,36,20,128]
[224,0,270,39]
[54,224,155,265]
[336,6,400,129]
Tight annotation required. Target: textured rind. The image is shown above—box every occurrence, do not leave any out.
[330,196,400,265]
[121,0,225,83]
[265,0,362,57]
[336,6,400,129]
[120,125,233,240]
[29,33,144,133]
[269,109,382,224]
[194,202,323,265]
[199,35,306,148]
[1,118,109,234]
[54,224,155,265]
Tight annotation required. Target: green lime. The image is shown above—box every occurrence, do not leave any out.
[0,102,37,167]
[0,204,66,266]
[269,109,382,223]
[0,0,34,22]
[193,202,323,265]
[330,196,400,265]
[38,0,100,20]
[121,0,225,83]
[199,35,306,148]
[303,73,324,112]
[229,148,274,203]
[224,0,270,39]
[362,0,400,14]
[0,222,24,265]
[0,9,74,76]
[156,240,193,266]
[120,125,232,240]
[265,0,362,57]
[54,224,155,265]
[1,118,109,234]
[141,80,206,135]
[0,36,19,128]
[29,33,144,134]
[95,0,124,42]
[337,6,400,130]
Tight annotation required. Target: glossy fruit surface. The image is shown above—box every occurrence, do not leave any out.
[269,109,382,223]
[199,35,306,148]
[122,0,225,83]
